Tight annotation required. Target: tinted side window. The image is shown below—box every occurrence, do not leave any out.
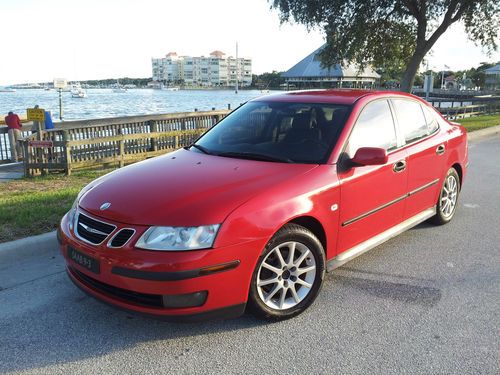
[422,104,439,134]
[346,100,397,158]
[392,99,428,143]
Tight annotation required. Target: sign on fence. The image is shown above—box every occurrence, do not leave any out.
[26,108,45,122]
[28,140,54,148]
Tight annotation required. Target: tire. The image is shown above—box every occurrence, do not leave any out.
[247,223,325,321]
[429,167,460,225]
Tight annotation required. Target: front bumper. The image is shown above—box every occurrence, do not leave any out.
[59,210,266,320]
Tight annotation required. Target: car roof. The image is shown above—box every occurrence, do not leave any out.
[251,89,418,106]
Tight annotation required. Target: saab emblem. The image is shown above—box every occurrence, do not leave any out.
[100,202,111,211]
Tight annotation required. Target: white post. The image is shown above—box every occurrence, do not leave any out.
[235,41,239,94]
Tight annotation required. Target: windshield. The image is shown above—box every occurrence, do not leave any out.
[193,101,350,163]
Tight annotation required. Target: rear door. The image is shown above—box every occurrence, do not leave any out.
[390,99,447,220]
[337,99,408,253]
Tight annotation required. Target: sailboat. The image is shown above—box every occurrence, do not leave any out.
[113,80,127,93]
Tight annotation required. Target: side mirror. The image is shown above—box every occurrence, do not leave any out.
[351,147,388,166]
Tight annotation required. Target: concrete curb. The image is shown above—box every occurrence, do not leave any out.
[0,231,58,264]
[467,125,500,142]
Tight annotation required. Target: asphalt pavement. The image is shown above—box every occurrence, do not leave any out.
[0,134,499,375]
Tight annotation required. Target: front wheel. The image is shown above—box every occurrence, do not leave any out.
[248,224,325,321]
[429,167,460,225]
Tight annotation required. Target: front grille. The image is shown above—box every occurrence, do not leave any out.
[76,213,116,244]
[71,267,164,308]
[109,229,135,247]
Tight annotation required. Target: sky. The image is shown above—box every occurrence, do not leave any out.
[0,0,498,85]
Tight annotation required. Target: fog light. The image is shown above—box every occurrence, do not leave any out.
[162,291,208,308]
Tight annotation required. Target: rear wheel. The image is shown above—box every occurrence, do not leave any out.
[248,224,325,321]
[429,167,460,225]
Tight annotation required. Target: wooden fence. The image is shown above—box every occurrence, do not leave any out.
[19,110,230,176]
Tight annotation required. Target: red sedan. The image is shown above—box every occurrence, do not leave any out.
[59,90,468,321]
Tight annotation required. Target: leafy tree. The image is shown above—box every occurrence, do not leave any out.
[252,71,286,88]
[271,0,500,92]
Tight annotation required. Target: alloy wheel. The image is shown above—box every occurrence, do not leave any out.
[256,241,316,310]
[440,174,458,217]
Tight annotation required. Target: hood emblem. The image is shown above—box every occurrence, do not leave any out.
[100,202,111,211]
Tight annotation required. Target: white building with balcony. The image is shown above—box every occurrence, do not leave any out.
[152,50,252,87]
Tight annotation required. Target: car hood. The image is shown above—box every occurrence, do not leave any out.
[79,148,318,226]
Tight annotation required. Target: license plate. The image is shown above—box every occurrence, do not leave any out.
[68,247,100,274]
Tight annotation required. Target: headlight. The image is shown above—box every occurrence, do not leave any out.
[135,225,220,251]
[66,175,107,231]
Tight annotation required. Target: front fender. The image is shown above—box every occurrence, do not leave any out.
[214,165,340,260]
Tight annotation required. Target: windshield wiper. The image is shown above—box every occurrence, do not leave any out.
[216,151,293,163]
[186,144,213,155]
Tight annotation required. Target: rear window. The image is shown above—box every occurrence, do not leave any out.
[392,99,429,143]
[422,104,439,134]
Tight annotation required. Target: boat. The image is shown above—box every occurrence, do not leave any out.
[164,86,180,91]
[112,80,127,93]
[70,83,87,98]
[0,87,16,93]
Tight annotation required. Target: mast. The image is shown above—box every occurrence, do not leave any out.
[235,41,239,94]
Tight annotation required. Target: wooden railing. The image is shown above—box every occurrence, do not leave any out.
[20,110,230,175]
[436,101,500,120]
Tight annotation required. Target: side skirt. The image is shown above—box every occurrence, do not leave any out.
[327,207,436,272]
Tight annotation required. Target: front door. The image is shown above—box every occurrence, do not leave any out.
[337,99,408,254]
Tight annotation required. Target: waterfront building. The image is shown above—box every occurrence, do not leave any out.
[282,45,380,89]
[152,51,252,87]
[484,64,500,90]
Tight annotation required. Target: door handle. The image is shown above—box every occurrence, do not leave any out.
[393,160,406,173]
[436,144,445,155]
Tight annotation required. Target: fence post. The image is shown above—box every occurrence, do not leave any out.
[119,135,125,168]
[174,135,179,149]
[23,140,30,177]
[150,120,158,151]
[62,130,72,176]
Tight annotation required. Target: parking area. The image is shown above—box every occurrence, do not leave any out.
[0,135,498,375]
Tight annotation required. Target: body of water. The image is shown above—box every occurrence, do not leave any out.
[0,89,276,121]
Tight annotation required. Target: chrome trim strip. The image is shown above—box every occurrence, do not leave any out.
[342,179,440,227]
[107,228,137,249]
[342,194,407,227]
[79,222,108,236]
[328,207,436,271]
[408,178,439,196]
[74,211,117,246]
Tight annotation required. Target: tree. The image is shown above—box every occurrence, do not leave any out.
[252,71,286,88]
[271,0,499,92]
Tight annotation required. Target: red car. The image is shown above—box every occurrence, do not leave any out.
[59,90,468,321]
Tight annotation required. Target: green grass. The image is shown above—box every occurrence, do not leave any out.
[456,114,500,132]
[0,168,113,243]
